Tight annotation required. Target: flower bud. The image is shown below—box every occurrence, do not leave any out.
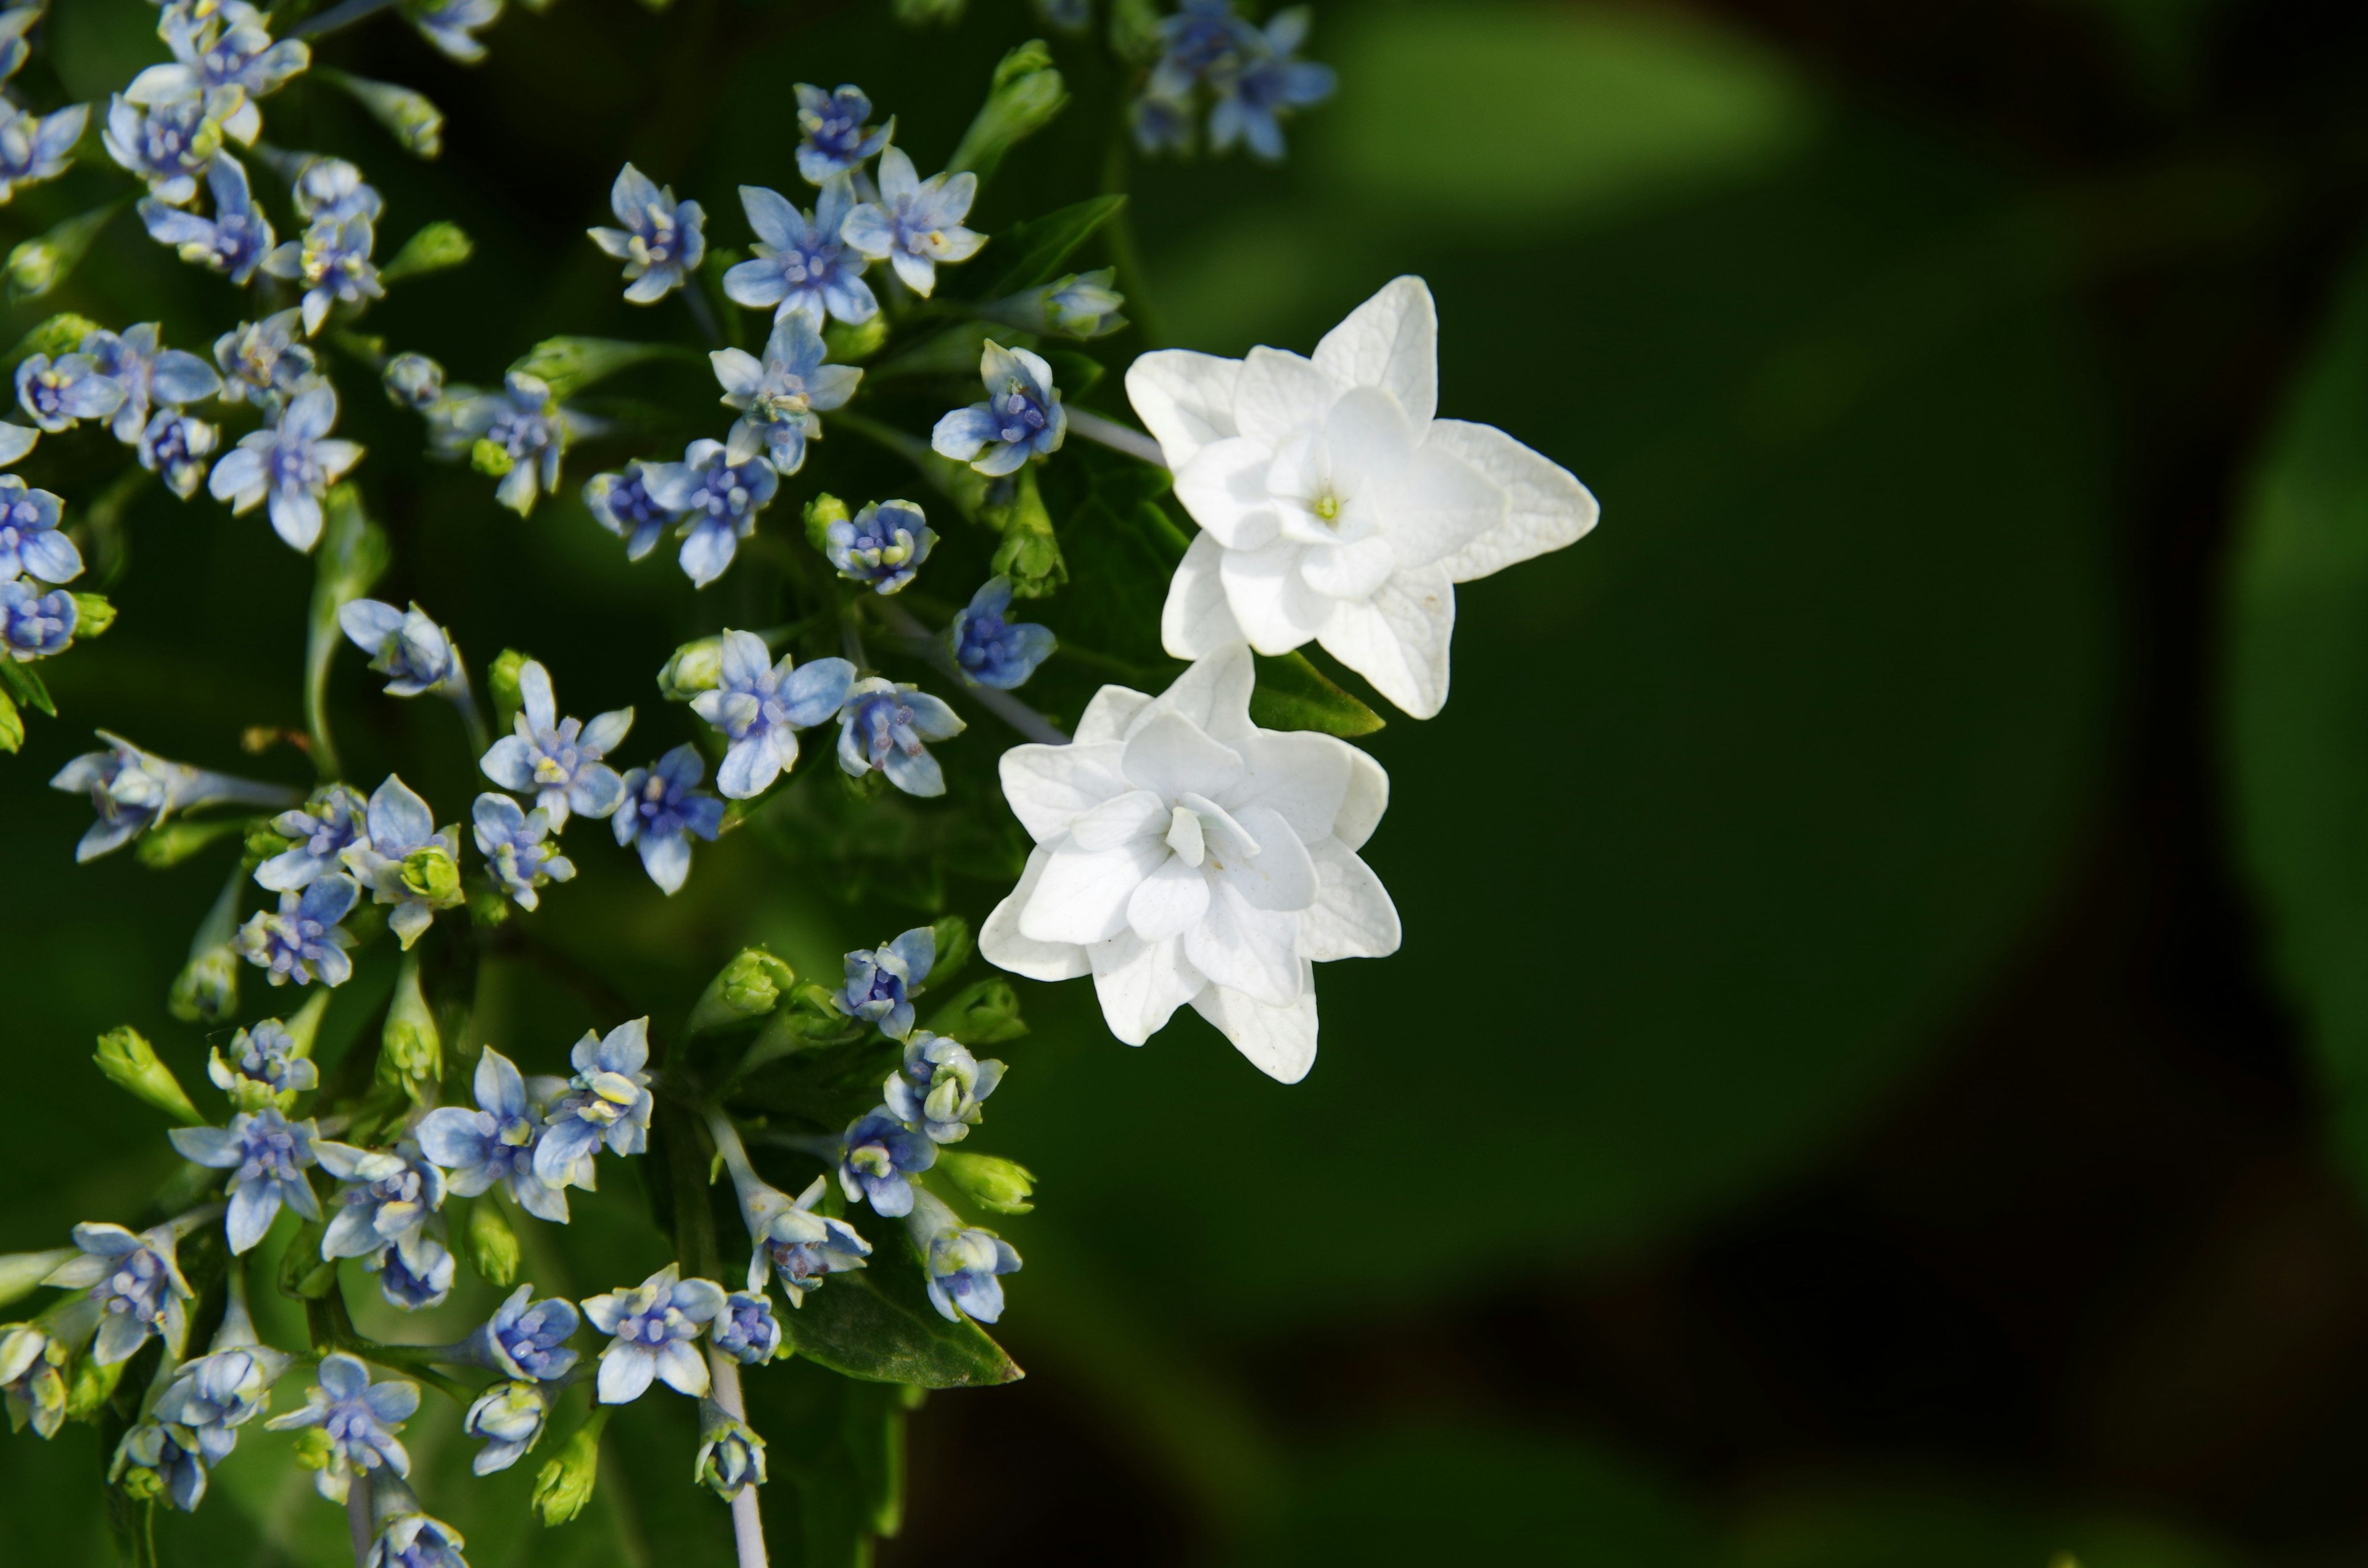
[0,1320,68,1435]
[983,269,1127,341]
[982,469,1065,596]
[139,820,238,870]
[69,592,117,639]
[823,316,889,364]
[0,686,19,755]
[380,221,474,286]
[399,845,461,905]
[695,1402,767,1501]
[686,947,796,1035]
[533,1417,604,1527]
[383,353,445,411]
[0,1249,74,1309]
[94,1027,204,1127]
[114,1450,165,1503]
[471,436,516,478]
[950,39,1069,181]
[933,1151,1035,1215]
[168,944,240,1025]
[656,636,723,701]
[803,492,850,556]
[921,977,1027,1045]
[379,956,442,1099]
[466,1199,519,1287]
[467,886,512,927]
[488,647,528,731]
[65,1349,125,1421]
[4,205,114,304]
[321,70,444,159]
[464,1379,548,1473]
[292,1424,334,1471]
[6,312,102,369]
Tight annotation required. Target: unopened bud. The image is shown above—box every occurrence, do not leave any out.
[533,1416,604,1526]
[471,436,515,478]
[5,205,114,304]
[950,39,1070,181]
[0,1248,75,1308]
[688,947,796,1035]
[383,353,445,411]
[657,636,724,702]
[168,944,240,1025]
[923,977,1027,1045]
[68,592,117,638]
[379,956,442,1098]
[321,70,444,159]
[94,1027,204,1126]
[5,312,100,370]
[695,1403,768,1500]
[982,469,1065,596]
[488,649,528,731]
[934,1150,1036,1215]
[139,819,237,870]
[65,1350,125,1421]
[292,1425,334,1471]
[0,686,18,755]
[399,846,461,907]
[467,1199,519,1286]
[803,493,850,556]
[380,222,473,286]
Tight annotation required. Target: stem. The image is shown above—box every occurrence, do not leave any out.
[345,1469,372,1567]
[873,601,1070,745]
[705,1345,770,1568]
[297,0,401,36]
[683,283,723,349]
[1067,408,1167,469]
[447,653,492,759]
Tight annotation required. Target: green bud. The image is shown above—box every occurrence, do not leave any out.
[823,316,890,363]
[923,977,1027,1045]
[4,313,102,372]
[533,1415,606,1527]
[244,822,294,868]
[934,1151,1036,1215]
[292,1425,334,1471]
[471,435,516,477]
[6,203,119,303]
[116,1456,165,1503]
[0,684,19,755]
[319,69,444,158]
[489,648,529,731]
[65,1350,125,1422]
[657,636,725,702]
[803,492,850,556]
[508,340,680,401]
[283,990,332,1060]
[168,945,240,1025]
[982,467,1065,596]
[467,1198,520,1286]
[0,1247,75,1308]
[139,819,240,870]
[94,1028,204,1127]
[1108,0,1163,63]
[468,886,512,927]
[380,956,443,1099]
[687,947,797,1035]
[379,221,474,286]
[950,39,1070,181]
[695,1403,768,1500]
[69,592,117,638]
[400,845,462,906]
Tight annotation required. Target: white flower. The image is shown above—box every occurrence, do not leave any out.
[980,644,1399,1083]
[1125,276,1598,718]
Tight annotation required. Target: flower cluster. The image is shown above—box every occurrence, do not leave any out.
[1135,1,1336,161]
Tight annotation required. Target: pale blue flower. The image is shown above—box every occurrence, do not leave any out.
[533,1017,654,1189]
[479,657,631,829]
[409,0,504,64]
[583,461,679,560]
[43,1221,194,1365]
[294,156,380,224]
[208,1019,319,1103]
[885,1031,1005,1144]
[102,91,221,207]
[84,322,223,446]
[932,341,1066,477]
[49,729,293,861]
[826,499,935,594]
[340,599,461,697]
[368,1231,457,1311]
[984,267,1127,340]
[265,213,382,335]
[264,1352,417,1489]
[2,1323,68,1439]
[712,314,861,474]
[949,577,1055,689]
[794,84,890,185]
[590,162,705,304]
[139,410,220,498]
[689,630,854,798]
[141,150,275,282]
[1131,88,1196,156]
[255,782,367,891]
[0,10,31,84]
[215,310,317,407]
[417,1046,571,1223]
[464,1285,581,1381]
[1210,7,1335,161]
[371,1511,468,1568]
[111,1421,207,1511]
[836,1108,935,1218]
[723,178,877,330]
[315,1139,443,1262]
[584,1264,726,1404]
[208,382,364,551]
[337,774,462,948]
[0,578,73,660]
[169,1107,321,1253]
[152,1343,292,1467]
[463,1381,548,1475]
[435,371,565,515]
[836,678,964,797]
[16,352,125,433]
[612,744,725,894]
[832,926,935,1040]
[143,0,308,143]
[711,1292,781,1364]
[739,1173,871,1306]
[920,1220,1019,1324]
[842,147,984,296]
[643,438,777,588]
[473,792,575,909]
[382,352,444,409]
[0,104,88,203]
[1153,0,1253,94]
[237,873,360,987]
[0,475,72,582]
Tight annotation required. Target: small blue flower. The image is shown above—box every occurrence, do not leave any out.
[436,371,566,515]
[339,599,461,697]
[85,322,223,446]
[111,1421,208,1511]
[984,267,1127,340]
[583,1265,727,1405]
[479,657,631,829]
[43,1221,195,1365]
[263,1352,418,1494]
[932,341,1066,477]
[794,84,891,186]
[884,1032,1006,1144]
[919,1220,1020,1324]
[208,383,364,551]
[836,1109,936,1218]
[50,729,292,862]
[264,213,382,335]
[467,1284,582,1381]
[382,353,443,410]
[294,157,381,225]
[836,678,965,798]
[215,310,318,408]
[712,314,862,474]
[533,1017,655,1189]
[169,1107,322,1254]
[473,792,575,909]
[337,774,463,949]
[643,438,778,589]
[832,926,936,1040]
[841,147,985,297]
[236,873,361,988]
[208,1018,320,1106]
[315,1139,445,1262]
[723,178,878,330]
[1209,7,1335,162]
[152,1342,292,1468]
[1131,87,1195,155]
[689,630,854,798]
[826,499,936,594]
[0,475,74,583]
[146,0,309,142]
[590,162,705,305]
[711,1292,781,1365]
[0,578,73,660]
[739,1173,871,1306]
[409,0,503,64]
[102,91,223,207]
[612,744,726,894]
[256,782,368,892]
[949,577,1056,689]
[0,104,88,203]
[368,1231,458,1311]
[4,1324,69,1438]
[17,351,126,433]
[141,152,276,283]
[417,1047,572,1224]
[371,1511,469,1568]
[463,1381,549,1476]
[138,410,220,499]
[583,462,680,561]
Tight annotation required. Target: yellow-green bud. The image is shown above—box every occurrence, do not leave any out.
[94,1027,204,1127]
[489,648,529,730]
[320,70,444,159]
[823,316,889,363]
[803,492,850,555]
[934,1151,1036,1215]
[687,947,796,1035]
[380,956,443,1098]
[400,845,462,905]
[65,1350,125,1421]
[983,469,1065,596]
[922,978,1027,1046]
[0,1247,75,1308]
[949,39,1070,181]
[292,1426,334,1471]
[468,886,512,927]
[68,592,115,638]
[168,945,240,1025]
[380,221,474,285]
[6,312,102,369]
[657,636,725,702]
[533,1417,604,1526]
[139,819,239,870]
[115,1457,165,1503]
[467,1199,520,1286]
[6,206,118,303]
[0,685,19,755]
[471,436,516,477]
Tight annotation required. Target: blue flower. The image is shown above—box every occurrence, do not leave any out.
[417,1046,572,1223]
[437,371,567,515]
[739,1173,871,1306]
[0,475,74,583]
[337,774,463,948]
[144,0,309,142]
[368,1231,457,1311]
[0,578,73,660]
[255,782,368,892]
[711,1291,781,1365]
[836,678,965,798]
[265,213,382,335]
[382,352,444,410]
[49,729,292,862]
[723,178,878,330]
[315,1139,445,1262]
[533,1017,655,1189]
[612,745,726,893]
[467,1284,582,1381]
[264,1352,418,1495]
[932,341,1066,477]
[832,926,936,1040]
[215,310,318,408]
[339,599,461,698]
[294,157,382,225]
[643,438,778,588]
[1209,7,1335,161]
[111,1421,208,1511]
[583,462,679,561]
[141,152,276,283]
[0,1324,68,1439]
[794,84,891,185]
[237,873,361,987]
[152,1343,292,1467]
[826,499,936,594]
[43,1221,195,1365]
[1131,86,1196,155]
[371,1511,469,1568]
[583,1265,727,1404]
[139,411,220,499]
[16,351,126,433]
[463,1381,549,1475]
[409,0,503,64]
[208,383,364,551]
[841,147,984,297]
[170,1107,321,1252]
[837,1109,936,1218]
[84,322,223,446]
[479,659,631,829]
[590,162,705,304]
[949,577,1055,689]
[908,1190,1021,1324]
[208,1018,320,1107]
[885,1032,1006,1144]
[712,314,861,474]
[689,631,854,798]
[0,104,88,203]
[984,267,1127,340]
[474,792,575,909]
[102,91,223,207]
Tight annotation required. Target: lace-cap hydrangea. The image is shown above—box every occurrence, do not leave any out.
[689,630,854,799]
[208,382,363,551]
[723,177,878,330]
[263,1352,417,1501]
[644,438,778,588]
[590,162,705,304]
[826,499,936,595]
[950,577,1056,690]
[712,314,861,474]
[0,580,72,661]
[613,744,725,894]
[585,1264,727,1404]
[479,657,631,829]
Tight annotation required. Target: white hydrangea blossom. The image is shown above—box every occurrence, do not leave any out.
[980,644,1399,1083]
[1127,276,1598,718]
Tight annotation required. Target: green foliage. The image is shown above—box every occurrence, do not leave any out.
[975,194,1128,297]
[380,221,476,285]
[784,1236,1024,1389]
[1249,651,1384,738]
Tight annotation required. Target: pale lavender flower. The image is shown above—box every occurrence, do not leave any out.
[315,1140,443,1262]
[339,600,461,697]
[465,1285,581,1381]
[689,631,854,798]
[909,1188,1020,1324]
[478,657,630,829]
[710,1291,781,1365]
[584,1264,726,1404]
[264,213,382,335]
[794,84,890,185]
[102,91,221,207]
[583,462,679,560]
[236,873,360,987]
[463,1380,548,1474]
[409,0,503,64]
[737,1173,870,1307]
[337,774,462,949]
[255,782,368,892]
[0,578,72,661]
[215,310,318,408]
[836,1108,935,1218]
[832,926,935,1040]
[17,352,125,433]
[712,313,861,474]
[264,1352,417,1496]
[169,1108,320,1253]
[841,146,984,297]
[49,730,294,861]
[473,792,574,909]
[43,1221,194,1365]
[416,1046,570,1223]
[825,499,935,594]
[835,677,964,797]
[611,745,724,895]
[590,162,705,304]
[0,104,89,203]
[949,577,1055,689]
[207,383,363,551]
[723,178,877,330]
[140,152,275,282]
[0,475,73,583]
[932,341,1066,477]
[139,410,220,498]
[532,1017,654,1189]
[884,1031,1005,1144]
[643,438,778,588]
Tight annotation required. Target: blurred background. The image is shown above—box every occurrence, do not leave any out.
[17,0,2368,1562]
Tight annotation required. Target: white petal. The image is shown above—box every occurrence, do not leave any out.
[1220,804,1318,913]
[1074,684,1153,745]
[1219,538,1332,655]
[1312,276,1438,429]
[1333,745,1389,852]
[1124,350,1241,471]
[1371,439,1507,571]
[1231,347,1337,451]
[1301,839,1400,961]
[1140,641,1258,743]
[1321,384,1419,490]
[1299,535,1399,601]
[1314,565,1454,720]
[1087,931,1203,1045]
[1424,418,1600,582]
[997,741,1132,844]
[1191,979,1319,1083]
[1172,437,1283,552]
[1121,711,1245,802]
[980,848,1091,980]
[1223,731,1354,843]
[1021,837,1168,945]
[1162,531,1244,661]
[1182,880,1304,1007]
[1127,855,1209,941]
[1068,788,1169,852]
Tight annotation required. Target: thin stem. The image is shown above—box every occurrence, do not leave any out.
[345,1469,372,1567]
[873,600,1069,745]
[683,284,723,350]
[447,654,492,759]
[297,0,401,36]
[1067,407,1167,469]
[705,1345,770,1568]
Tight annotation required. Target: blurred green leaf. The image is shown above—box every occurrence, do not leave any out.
[1249,651,1384,738]
[977,194,1127,297]
[785,1236,1024,1389]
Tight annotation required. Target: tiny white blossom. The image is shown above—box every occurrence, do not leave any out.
[1126,276,1598,718]
[980,643,1399,1083]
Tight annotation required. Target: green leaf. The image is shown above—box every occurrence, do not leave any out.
[976,194,1126,298]
[0,659,54,717]
[0,684,18,753]
[1251,651,1385,737]
[783,1234,1024,1389]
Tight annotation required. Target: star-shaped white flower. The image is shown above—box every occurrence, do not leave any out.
[979,644,1400,1083]
[1125,276,1598,718]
